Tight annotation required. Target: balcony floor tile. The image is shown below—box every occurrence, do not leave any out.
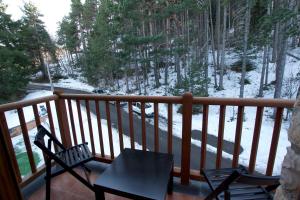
[23,161,207,200]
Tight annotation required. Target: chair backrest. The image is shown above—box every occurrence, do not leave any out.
[34,125,65,155]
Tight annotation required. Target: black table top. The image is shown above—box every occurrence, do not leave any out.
[94,149,173,200]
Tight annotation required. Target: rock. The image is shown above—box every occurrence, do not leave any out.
[275,97,300,200]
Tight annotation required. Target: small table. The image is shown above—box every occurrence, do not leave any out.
[94,149,174,200]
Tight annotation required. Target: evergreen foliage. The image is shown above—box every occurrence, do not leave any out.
[0,1,59,102]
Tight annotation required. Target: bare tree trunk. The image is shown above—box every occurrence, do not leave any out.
[209,0,218,88]
[38,51,47,80]
[215,0,221,71]
[165,17,170,86]
[264,4,271,87]
[274,33,288,99]
[154,57,160,88]
[141,21,149,91]
[271,23,279,63]
[291,0,299,48]
[175,54,181,85]
[204,10,209,96]
[149,9,160,88]
[239,0,251,98]
[258,46,268,97]
[274,0,292,99]
[134,51,141,94]
[219,4,227,90]
[125,64,130,93]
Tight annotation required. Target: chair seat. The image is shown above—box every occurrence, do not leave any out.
[219,186,272,200]
[202,166,273,200]
[55,143,92,167]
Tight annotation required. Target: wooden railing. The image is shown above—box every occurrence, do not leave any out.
[0,92,295,189]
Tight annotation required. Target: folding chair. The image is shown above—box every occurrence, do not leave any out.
[202,165,280,200]
[34,125,94,200]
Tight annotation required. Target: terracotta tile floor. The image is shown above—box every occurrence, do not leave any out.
[26,167,205,200]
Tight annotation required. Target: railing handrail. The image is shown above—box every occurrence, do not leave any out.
[193,97,295,107]
[0,93,293,112]
[0,95,58,112]
[60,93,295,107]
[59,93,183,103]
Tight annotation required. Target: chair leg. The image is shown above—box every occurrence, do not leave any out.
[45,159,51,200]
[167,171,173,194]
[224,190,231,200]
[81,164,91,173]
[81,164,91,184]
[95,189,105,200]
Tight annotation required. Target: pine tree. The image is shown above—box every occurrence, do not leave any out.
[20,2,58,79]
[0,2,31,101]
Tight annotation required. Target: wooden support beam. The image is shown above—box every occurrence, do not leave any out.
[53,91,72,148]
[181,93,193,185]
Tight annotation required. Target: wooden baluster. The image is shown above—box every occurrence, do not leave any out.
[168,103,173,154]
[46,101,58,152]
[32,104,41,126]
[266,107,284,176]
[105,101,114,159]
[154,103,159,152]
[232,106,244,168]
[216,105,226,169]
[0,112,22,183]
[249,106,264,173]
[200,105,209,170]
[86,100,95,156]
[17,108,37,173]
[95,101,104,157]
[76,99,85,143]
[116,101,124,152]
[128,102,135,150]
[141,102,146,151]
[67,99,78,145]
[32,104,46,162]
[181,93,193,185]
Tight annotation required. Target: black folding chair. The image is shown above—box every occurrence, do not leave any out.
[202,166,280,200]
[34,125,94,200]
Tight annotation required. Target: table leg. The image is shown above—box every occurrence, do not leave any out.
[168,170,173,194]
[95,190,105,200]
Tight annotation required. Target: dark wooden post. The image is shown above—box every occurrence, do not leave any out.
[0,126,23,200]
[53,90,72,148]
[0,112,21,183]
[181,92,193,185]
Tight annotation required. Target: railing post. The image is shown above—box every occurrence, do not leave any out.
[54,91,72,148]
[0,112,22,183]
[181,92,193,185]
[0,124,23,200]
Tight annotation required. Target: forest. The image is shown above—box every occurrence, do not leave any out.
[0,0,300,102]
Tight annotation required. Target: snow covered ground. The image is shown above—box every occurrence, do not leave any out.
[8,48,300,176]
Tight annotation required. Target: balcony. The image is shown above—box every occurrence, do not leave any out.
[0,92,295,199]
